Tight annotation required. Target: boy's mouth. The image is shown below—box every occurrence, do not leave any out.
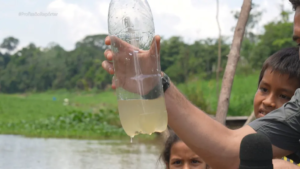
[258,109,269,117]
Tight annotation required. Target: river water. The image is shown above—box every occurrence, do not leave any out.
[0,135,165,169]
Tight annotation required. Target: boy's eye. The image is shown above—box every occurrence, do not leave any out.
[279,94,291,100]
[259,87,268,93]
[191,159,200,164]
[172,160,182,165]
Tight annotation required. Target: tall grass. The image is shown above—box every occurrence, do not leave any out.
[178,72,259,116]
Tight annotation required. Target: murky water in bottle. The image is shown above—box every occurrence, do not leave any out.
[118,97,168,138]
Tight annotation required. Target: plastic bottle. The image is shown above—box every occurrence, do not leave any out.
[108,0,167,138]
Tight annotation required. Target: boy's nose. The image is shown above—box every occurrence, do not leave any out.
[262,95,276,108]
[182,163,189,169]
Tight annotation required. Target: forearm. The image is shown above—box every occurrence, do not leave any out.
[164,82,256,169]
[273,159,300,169]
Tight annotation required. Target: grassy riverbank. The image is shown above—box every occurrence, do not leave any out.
[0,90,127,139]
[0,72,259,139]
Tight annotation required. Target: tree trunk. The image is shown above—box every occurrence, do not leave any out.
[215,0,252,124]
[216,0,222,99]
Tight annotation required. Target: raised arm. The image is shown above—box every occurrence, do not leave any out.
[163,82,256,169]
[102,35,294,169]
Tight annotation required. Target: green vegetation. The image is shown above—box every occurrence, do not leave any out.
[0,91,125,139]
[179,72,259,116]
[0,108,125,139]
[0,73,259,138]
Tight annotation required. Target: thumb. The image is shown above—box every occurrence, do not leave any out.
[149,35,161,58]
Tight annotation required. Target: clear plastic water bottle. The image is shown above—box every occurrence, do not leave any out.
[108,0,168,138]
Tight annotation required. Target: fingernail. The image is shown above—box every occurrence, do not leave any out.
[107,53,111,59]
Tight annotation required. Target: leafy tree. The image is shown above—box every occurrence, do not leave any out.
[249,20,294,68]
[0,37,19,52]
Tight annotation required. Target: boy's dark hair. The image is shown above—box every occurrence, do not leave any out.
[258,47,300,86]
[290,0,300,10]
[160,130,210,169]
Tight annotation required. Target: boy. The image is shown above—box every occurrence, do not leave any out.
[254,46,300,119]
[252,47,300,163]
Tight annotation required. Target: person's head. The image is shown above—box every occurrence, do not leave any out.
[254,47,300,118]
[290,0,300,53]
[161,130,210,169]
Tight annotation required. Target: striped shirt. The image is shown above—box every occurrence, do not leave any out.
[282,156,300,166]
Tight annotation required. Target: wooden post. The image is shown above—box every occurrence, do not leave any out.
[216,0,222,99]
[215,0,252,124]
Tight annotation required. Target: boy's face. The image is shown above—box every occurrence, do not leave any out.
[253,68,299,118]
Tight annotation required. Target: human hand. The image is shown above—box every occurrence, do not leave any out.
[102,35,161,95]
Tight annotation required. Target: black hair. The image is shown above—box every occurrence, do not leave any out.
[258,47,300,86]
[160,130,210,169]
[161,130,181,165]
[290,0,300,10]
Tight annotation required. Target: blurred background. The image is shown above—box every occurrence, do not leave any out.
[0,0,296,169]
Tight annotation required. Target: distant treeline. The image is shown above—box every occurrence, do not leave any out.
[0,6,296,93]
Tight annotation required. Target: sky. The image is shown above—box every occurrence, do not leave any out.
[0,0,294,51]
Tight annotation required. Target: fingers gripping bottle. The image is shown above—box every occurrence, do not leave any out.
[108,0,168,139]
